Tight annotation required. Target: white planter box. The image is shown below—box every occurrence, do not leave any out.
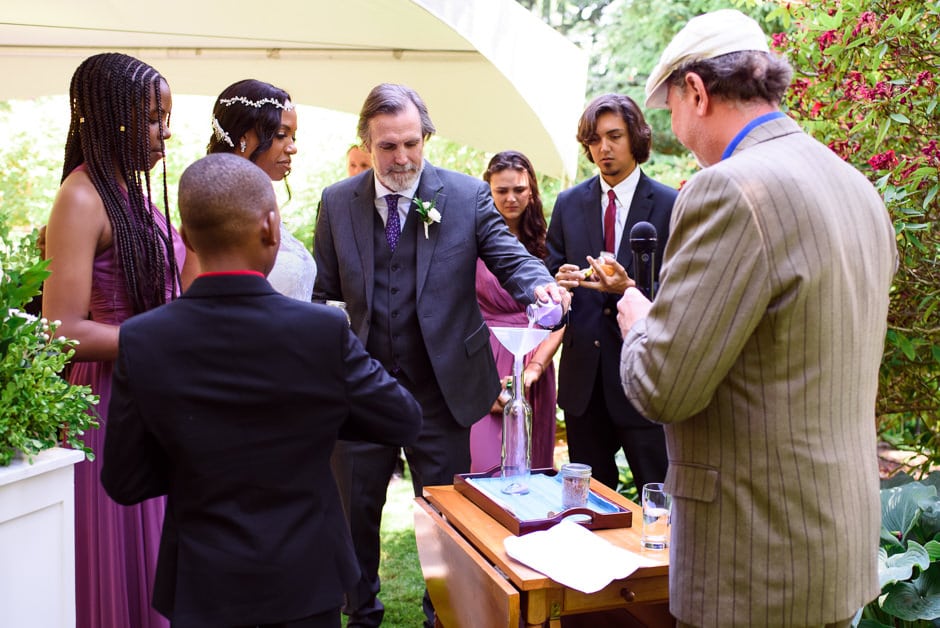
[0,447,84,628]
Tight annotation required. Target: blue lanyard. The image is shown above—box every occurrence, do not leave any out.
[721,111,786,161]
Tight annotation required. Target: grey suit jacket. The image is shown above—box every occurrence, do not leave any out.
[620,117,897,626]
[314,161,553,425]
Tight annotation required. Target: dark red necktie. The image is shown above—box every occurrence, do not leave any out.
[604,189,616,253]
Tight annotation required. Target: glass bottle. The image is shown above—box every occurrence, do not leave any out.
[501,364,532,494]
[525,298,562,329]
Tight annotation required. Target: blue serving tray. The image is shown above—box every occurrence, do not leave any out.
[453,468,633,535]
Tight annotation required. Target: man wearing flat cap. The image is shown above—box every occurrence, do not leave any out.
[616,9,897,627]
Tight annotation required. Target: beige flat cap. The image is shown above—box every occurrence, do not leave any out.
[644,9,769,109]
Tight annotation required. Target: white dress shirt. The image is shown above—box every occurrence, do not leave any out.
[599,166,641,254]
[373,167,423,232]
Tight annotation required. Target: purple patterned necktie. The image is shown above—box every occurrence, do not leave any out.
[385,194,401,252]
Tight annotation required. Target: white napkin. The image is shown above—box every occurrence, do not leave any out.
[503,519,656,593]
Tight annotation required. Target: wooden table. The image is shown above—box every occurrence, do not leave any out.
[414,481,673,628]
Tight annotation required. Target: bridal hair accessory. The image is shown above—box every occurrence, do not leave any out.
[413,195,441,239]
[217,96,294,111]
[212,117,235,148]
[213,95,292,151]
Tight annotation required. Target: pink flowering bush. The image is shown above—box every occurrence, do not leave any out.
[774,0,940,475]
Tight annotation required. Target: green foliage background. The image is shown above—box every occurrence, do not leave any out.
[775,0,940,475]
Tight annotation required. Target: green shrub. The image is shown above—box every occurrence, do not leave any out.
[0,229,98,465]
[861,473,940,626]
[774,0,940,475]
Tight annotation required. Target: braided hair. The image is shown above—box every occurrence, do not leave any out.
[62,53,179,314]
[484,151,548,260]
[207,79,294,200]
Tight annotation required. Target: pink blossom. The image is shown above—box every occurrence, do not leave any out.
[872,81,894,98]
[771,32,788,50]
[842,73,866,101]
[811,102,824,117]
[921,140,939,163]
[790,78,811,100]
[828,139,860,161]
[868,150,898,170]
[851,11,878,37]
[817,30,839,51]
[898,162,919,182]
[914,71,934,88]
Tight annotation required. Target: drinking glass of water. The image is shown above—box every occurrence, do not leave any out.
[641,482,672,550]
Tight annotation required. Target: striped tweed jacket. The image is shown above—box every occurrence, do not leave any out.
[620,116,897,627]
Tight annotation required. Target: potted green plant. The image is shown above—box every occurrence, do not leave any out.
[858,472,940,627]
[0,228,98,466]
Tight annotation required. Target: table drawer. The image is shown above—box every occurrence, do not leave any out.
[563,575,669,613]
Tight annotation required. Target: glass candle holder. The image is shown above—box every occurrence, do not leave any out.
[559,463,592,509]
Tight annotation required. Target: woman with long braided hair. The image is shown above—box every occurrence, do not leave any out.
[43,53,192,628]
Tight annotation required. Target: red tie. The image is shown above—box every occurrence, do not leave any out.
[604,189,616,253]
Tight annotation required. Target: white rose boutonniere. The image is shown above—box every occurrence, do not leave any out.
[413,196,441,239]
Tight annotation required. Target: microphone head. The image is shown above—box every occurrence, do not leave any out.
[630,221,657,248]
[630,221,657,241]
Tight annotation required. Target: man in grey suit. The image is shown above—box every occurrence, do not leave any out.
[547,93,675,491]
[617,10,897,628]
[313,83,565,627]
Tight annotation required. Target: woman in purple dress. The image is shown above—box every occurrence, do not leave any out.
[471,151,563,472]
[43,53,193,628]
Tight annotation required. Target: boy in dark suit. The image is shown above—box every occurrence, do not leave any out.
[101,153,422,628]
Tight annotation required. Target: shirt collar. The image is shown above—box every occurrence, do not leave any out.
[197,270,265,278]
[721,111,787,161]
[599,165,641,205]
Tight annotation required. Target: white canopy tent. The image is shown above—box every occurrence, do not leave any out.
[0,0,588,180]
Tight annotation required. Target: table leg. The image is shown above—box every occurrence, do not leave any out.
[524,588,564,627]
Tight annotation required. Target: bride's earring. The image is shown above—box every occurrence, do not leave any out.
[240,139,247,154]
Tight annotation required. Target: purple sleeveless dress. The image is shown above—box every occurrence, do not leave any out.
[471,259,557,473]
[69,180,185,628]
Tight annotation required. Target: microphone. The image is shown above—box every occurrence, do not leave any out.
[630,221,658,299]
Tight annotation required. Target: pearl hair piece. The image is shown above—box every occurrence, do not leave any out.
[212,116,235,148]
[217,96,294,111]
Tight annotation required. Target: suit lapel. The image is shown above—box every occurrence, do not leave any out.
[618,172,655,275]
[351,177,377,310]
[584,176,605,258]
[414,163,444,301]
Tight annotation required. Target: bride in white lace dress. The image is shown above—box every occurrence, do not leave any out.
[207,79,317,300]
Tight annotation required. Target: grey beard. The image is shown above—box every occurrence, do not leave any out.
[380,162,423,192]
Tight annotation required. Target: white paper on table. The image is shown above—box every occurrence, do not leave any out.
[503,519,658,594]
